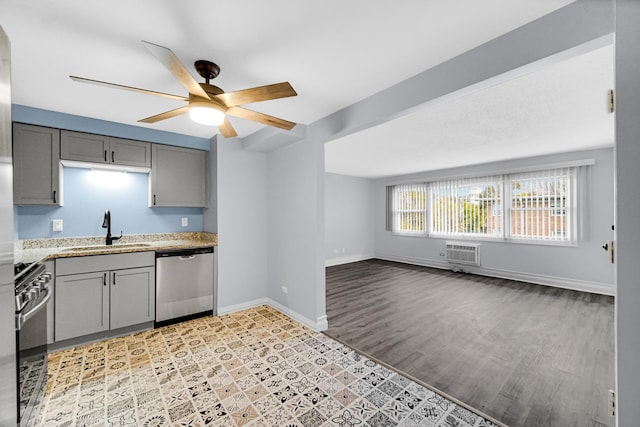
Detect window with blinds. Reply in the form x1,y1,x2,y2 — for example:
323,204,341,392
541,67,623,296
508,168,575,242
430,176,502,238
386,166,579,244
387,183,428,235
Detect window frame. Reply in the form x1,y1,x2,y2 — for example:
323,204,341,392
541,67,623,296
505,167,577,246
386,183,428,236
386,166,580,246
428,176,504,241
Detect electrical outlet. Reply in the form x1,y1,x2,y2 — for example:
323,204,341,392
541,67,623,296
608,389,615,416
281,286,288,294
181,217,188,227
52,219,63,232
440,252,445,256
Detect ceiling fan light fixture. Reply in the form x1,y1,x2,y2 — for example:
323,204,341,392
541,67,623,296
189,103,225,126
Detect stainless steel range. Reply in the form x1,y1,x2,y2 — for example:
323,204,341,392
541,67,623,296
14,262,51,426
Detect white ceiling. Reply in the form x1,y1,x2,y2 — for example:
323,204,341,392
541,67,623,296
325,43,615,178
1,0,575,143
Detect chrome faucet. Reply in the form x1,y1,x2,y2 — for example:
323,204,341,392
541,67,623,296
101,209,122,245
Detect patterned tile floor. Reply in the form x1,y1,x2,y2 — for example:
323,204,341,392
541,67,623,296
36,306,498,427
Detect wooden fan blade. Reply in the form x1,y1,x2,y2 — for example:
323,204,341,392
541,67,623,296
214,82,297,107
70,76,188,101
141,40,210,100
138,106,189,123
218,117,238,138
226,106,296,130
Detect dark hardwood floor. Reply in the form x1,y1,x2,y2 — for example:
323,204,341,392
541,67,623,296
325,259,615,427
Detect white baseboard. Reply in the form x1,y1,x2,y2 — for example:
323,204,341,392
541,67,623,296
325,253,375,267
376,253,615,296
266,298,328,332
217,298,328,332
217,298,270,316
376,254,450,270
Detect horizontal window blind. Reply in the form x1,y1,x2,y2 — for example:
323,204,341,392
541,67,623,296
430,176,502,237
388,183,427,234
509,167,574,242
386,166,579,244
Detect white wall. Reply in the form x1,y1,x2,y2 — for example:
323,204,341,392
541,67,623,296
267,138,327,330
214,136,268,311
374,148,615,294
325,173,375,266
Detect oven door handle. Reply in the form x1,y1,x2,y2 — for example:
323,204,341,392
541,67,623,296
16,284,52,331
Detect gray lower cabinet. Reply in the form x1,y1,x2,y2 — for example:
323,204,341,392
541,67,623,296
150,144,208,207
55,271,109,340
60,129,151,168
110,267,155,329
54,252,155,342
12,123,61,205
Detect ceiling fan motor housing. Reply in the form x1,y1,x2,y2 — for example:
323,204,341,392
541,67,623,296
194,60,220,84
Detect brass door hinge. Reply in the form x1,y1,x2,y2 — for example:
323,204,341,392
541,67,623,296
608,89,615,113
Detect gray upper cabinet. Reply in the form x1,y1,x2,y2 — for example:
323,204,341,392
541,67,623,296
13,123,61,205
110,137,151,167
150,144,208,207
60,130,151,168
60,130,109,163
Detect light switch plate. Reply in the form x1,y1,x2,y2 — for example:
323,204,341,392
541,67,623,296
181,217,188,227
52,219,63,232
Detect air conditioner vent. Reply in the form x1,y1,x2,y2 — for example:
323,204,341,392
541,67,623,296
446,242,480,266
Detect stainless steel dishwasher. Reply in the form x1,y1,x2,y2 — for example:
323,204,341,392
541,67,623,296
155,247,214,326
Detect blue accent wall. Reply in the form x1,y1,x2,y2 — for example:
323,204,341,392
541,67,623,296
17,167,202,239
13,105,209,239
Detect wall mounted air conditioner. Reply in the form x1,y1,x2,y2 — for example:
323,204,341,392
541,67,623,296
446,242,480,266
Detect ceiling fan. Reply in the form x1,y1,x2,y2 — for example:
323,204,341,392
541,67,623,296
70,41,298,138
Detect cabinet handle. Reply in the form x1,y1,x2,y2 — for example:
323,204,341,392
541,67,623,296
53,190,57,204
153,195,156,206
112,272,116,286
111,151,115,163
103,273,107,287
104,150,107,162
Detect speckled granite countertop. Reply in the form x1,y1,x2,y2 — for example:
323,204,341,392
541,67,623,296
15,232,217,264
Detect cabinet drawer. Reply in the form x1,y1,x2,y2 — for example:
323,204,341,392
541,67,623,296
56,251,155,275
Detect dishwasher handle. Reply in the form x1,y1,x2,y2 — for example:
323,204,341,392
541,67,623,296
156,246,214,258
179,255,196,261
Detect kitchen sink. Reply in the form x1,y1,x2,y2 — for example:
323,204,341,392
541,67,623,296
64,243,152,252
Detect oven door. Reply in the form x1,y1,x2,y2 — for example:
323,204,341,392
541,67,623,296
16,283,51,426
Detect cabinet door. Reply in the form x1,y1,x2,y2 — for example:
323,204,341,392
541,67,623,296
110,266,155,329
55,271,109,341
13,123,60,205
150,144,208,207
110,137,151,168
60,130,109,163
